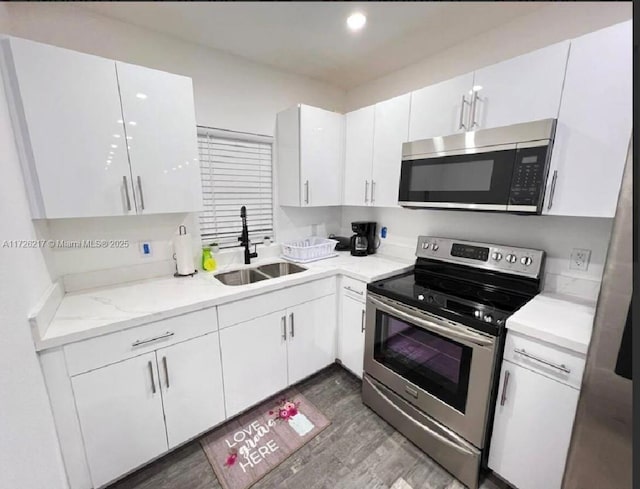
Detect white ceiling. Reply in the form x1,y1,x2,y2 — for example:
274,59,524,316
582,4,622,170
77,2,545,89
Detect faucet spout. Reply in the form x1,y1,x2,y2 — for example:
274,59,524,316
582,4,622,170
238,205,258,265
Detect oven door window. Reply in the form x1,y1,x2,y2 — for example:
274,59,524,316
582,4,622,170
373,310,472,413
398,149,516,206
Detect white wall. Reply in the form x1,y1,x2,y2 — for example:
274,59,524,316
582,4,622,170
345,2,632,110
0,69,67,489
1,3,344,283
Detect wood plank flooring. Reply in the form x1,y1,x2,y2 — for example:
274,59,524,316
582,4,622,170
108,365,506,489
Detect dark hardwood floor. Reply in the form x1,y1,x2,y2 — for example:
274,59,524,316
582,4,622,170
107,365,503,489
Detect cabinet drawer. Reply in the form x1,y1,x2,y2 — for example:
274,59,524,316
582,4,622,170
341,276,366,302
65,308,218,376
504,331,585,389
218,277,336,329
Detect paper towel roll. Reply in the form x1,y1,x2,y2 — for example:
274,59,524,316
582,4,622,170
173,230,195,276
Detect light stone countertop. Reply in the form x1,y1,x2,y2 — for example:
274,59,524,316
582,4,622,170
37,252,413,351
506,292,596,354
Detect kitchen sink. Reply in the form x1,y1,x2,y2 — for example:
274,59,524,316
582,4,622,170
257,262,307,278
214,268,270,286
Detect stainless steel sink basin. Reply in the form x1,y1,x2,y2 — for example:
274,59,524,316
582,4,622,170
214,268,270,286
257,262,307,278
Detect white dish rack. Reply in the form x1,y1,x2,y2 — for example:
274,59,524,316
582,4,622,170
281,237,339,263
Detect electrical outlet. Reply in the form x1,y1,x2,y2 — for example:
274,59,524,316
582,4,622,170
139,241,152,257
570,248,591,271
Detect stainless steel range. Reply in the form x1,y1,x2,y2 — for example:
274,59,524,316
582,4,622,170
362,236,544,489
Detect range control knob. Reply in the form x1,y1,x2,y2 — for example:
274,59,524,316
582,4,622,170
484,314,493,323
418,294,425,301
474,310,483,319
422,242,430,250
506,254,517,264
491,252,503,261
431,243,439,251
521,256,533,266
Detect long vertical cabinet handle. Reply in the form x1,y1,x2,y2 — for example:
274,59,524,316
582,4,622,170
281,315,287,341
162,356,170,389
304,180,310,205
123,176,132,211
547,170,558,210
499,370,510,406
137,176,145,210
361,309,366,333
364,180,369,203
371,181,376,203
289,313,295,338
148,361,156,395
458,95,469,130
469,91,481,129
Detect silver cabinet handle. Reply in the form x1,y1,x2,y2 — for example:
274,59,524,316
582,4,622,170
469,91,481,129
281,315,287,341
162,356,170,389
500,370,510,406
371,180,376,203
364,180,369,203
547,170,558,210
514,348,571,374
361,309,366,333
344,285,363,295
289,312,295,338
304,180,309,204
148,360,156,395
405,386,418,398
458,95,470,130
137,175,145,210
123,176,132,211
132,331,174,348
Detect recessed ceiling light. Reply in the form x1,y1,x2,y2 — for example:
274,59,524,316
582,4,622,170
136,93,147,99
347,12,366,31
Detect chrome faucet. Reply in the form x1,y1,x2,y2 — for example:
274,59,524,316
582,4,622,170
238,205,258,265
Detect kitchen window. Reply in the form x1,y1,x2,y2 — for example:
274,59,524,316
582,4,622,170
197,127,274,249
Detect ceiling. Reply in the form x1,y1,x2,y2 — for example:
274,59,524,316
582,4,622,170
77,2,545,89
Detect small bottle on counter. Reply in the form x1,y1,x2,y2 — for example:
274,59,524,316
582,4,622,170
264,236,272,246
202,246,217,271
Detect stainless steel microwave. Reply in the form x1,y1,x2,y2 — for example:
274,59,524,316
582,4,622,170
398,119,556,214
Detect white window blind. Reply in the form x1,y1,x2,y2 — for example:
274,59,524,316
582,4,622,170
198,127,274,248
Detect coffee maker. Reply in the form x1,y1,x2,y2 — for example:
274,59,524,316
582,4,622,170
350,221,377,256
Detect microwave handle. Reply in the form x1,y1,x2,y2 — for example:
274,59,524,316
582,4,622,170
547,170,558,210
368,296,493,347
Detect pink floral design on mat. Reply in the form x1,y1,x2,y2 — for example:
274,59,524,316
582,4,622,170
224,450,238,467
272,397,301,422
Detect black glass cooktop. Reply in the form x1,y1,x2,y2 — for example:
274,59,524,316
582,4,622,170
368,260,540,336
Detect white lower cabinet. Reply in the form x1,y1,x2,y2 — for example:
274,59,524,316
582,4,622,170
72,352,168,488
157,333,226,448
219,311,289,418
489,342,582,489
338,294,366,378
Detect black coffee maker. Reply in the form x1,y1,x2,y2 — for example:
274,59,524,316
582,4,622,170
350,221,377,256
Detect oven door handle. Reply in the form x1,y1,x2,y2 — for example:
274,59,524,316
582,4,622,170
368,297,493,347
364,376,476,456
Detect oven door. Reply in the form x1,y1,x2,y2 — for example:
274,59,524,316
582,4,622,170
364,293,498,447
398,146,517,211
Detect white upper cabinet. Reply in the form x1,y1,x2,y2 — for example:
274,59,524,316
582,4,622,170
409,72,474,141
543,21,632,218
276,104,344,207
371,94,410,207
2,37,134,218
343,106,375,206
1,37,202,218
116,62,202,214
471,41,569,130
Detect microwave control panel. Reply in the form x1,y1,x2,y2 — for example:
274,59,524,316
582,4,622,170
508,144,551,208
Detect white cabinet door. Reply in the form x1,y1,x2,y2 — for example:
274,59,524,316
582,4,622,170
488,361,579,489
409,72,474,141
287,295,337,385
72,352,167,488
338,295,366,378
4,37,134,218
299,105,344,206
116,61,202,214
371,94,411,207
219,311,288,417
157,333,226,448
472,41,569,130
343,106,375,206
543,21,632,218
